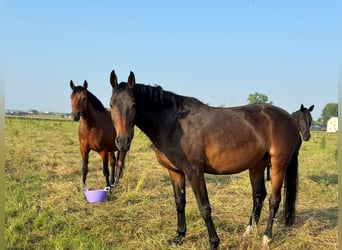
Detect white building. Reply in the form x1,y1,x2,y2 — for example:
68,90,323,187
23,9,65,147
327,117,338,133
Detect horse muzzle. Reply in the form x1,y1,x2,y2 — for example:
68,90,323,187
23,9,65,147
72,112,80,121
115,136,132,151
302,133,310,141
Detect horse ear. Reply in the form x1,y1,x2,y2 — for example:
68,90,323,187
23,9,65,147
309,105,314,112
70,80,75,90
83,80,88,90
128,71,136,89
110,70,118,89
300,104,305,111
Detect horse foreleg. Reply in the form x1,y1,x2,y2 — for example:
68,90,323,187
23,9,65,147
168,169,186,246
80,147,89,188
114,151,126,186
245,167,267,237
81,160,88,188
189,172,219,250
100,152,110,187
109,151,116,186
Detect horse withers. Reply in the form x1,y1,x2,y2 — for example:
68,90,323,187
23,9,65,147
109,70,301,250
70,80,126,188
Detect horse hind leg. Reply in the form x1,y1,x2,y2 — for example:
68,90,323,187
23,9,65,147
263,149,299,248
262,158,287,248
266,164,271,181
244,167,267,237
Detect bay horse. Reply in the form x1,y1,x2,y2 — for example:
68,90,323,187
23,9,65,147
266,104,314,180
70,80,126,187
109,70,301,249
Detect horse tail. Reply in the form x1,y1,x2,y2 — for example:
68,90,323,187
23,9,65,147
283,148,299,226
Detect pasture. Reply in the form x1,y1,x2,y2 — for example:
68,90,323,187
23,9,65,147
5,117,338,249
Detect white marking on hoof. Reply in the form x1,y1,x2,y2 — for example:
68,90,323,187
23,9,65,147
262,235,271,250
243,225,253,237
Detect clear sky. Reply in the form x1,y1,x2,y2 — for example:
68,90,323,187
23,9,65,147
3,0,338,120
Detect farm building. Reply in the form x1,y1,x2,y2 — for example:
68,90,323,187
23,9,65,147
327,116,338,132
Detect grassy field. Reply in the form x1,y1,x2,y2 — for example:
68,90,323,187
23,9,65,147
5,117,338,249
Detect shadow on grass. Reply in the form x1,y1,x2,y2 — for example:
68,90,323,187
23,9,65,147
205,175,242,185
159,172,237,186
295,206,338,229
308,174,338,185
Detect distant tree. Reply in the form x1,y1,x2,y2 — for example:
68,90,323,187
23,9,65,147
247,92,273,104
318,103,338,126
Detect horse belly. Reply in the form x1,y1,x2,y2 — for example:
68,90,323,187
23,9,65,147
203,140,266,175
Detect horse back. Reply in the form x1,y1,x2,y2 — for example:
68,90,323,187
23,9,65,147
175,103,300,174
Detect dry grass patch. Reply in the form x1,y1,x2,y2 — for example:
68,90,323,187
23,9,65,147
5,118,337,249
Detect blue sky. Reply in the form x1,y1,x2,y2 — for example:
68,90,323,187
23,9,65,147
3,1,338,120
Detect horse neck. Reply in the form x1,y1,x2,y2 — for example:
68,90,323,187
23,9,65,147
133,84,194,145
81,102,101,128
290,111,300,127
135,100,182,146
291,111,306,136
135,105,164,144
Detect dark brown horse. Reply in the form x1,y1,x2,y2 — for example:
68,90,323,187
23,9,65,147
70,80,126,187
291,104,314,141
266,104,314,180
109,71,301,249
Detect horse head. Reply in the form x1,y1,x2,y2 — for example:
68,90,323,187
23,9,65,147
69,80,88,121
296,104,314,141
109,70,136,151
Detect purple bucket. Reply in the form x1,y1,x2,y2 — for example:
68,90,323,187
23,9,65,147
83,187,111,203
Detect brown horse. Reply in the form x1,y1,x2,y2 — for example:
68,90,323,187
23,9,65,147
70,80,126,187
109,71,301,249
266,104,314,180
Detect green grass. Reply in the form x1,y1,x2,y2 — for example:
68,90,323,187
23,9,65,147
5,117,338,249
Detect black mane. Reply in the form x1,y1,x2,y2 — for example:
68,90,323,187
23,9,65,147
291,110,300,120
291,108,311,121
117,82,203,110
87,91,106,113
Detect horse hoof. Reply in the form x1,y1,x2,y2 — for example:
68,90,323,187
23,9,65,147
243,225,253,237
170,235,184,246
261,235,271,250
